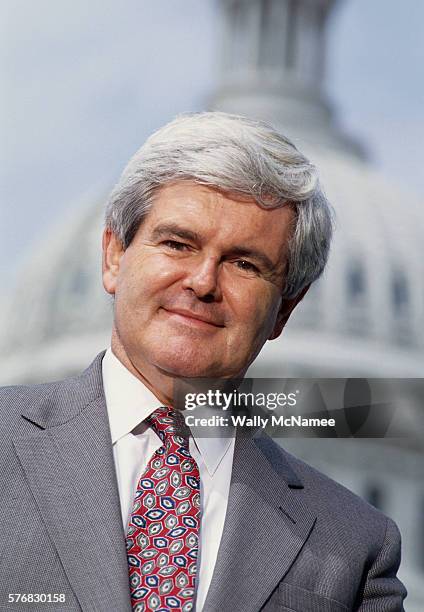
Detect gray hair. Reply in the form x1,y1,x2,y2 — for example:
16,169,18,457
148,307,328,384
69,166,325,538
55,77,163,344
105,111,333,299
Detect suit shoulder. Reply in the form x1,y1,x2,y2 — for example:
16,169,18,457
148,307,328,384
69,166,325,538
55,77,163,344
276,441,392,535
0,379,63,405
0,378,73,437
0,352,105,438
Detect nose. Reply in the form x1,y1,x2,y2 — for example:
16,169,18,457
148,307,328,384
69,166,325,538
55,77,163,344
182,256,222,302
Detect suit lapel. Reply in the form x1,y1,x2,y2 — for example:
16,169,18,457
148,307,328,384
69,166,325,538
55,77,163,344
203,430,317,612
13,354,132,612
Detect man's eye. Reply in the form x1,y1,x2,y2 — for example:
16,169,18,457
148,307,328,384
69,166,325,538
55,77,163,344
163,240,188,251
235,260,258,273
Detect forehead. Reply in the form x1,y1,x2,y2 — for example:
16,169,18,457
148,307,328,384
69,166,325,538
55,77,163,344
142,181,295,254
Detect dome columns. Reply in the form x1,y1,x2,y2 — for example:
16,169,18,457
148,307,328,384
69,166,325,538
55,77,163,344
212,0,363,155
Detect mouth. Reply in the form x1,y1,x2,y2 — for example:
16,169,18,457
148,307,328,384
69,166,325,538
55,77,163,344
161,308,224,329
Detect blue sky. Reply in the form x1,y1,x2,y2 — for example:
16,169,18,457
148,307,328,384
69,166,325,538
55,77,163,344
1,0,423,289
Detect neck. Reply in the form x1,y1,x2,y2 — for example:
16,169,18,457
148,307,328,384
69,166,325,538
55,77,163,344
110,326,175,406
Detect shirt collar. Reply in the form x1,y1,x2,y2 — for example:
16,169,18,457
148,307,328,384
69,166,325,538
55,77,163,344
101,348,232,476
102,348,163,444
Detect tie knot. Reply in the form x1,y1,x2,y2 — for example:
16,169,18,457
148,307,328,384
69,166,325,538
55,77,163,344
146,407,189,447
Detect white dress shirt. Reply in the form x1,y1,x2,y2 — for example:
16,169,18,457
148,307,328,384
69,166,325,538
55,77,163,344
102,348,235,611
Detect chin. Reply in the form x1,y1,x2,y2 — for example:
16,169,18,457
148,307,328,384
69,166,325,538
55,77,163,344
153,346,222,379
158,359,215,379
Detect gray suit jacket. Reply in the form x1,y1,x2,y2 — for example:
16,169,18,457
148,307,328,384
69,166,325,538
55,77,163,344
0,353,406,611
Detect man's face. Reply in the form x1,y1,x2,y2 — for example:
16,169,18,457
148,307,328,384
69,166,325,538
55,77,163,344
103,181,301,379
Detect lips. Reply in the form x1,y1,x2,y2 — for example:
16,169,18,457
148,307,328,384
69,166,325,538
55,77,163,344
162,307,224,328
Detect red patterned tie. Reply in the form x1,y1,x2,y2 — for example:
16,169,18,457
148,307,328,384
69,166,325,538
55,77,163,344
126,407,201,612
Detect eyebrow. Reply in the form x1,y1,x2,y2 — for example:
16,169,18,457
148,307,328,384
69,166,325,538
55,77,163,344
151,223,200,243
151,222,277,272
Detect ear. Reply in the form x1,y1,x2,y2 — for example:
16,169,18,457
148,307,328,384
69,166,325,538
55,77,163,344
102,228,125,295
268,284,311,340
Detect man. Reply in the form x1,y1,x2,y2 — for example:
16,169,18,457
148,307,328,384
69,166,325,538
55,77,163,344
0,113,406,611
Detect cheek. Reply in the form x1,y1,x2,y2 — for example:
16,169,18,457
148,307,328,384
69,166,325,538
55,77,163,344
225,280,280,335
118,254,180,299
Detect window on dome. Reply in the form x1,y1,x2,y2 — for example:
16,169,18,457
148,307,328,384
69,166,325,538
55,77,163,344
391,271,409,316
347,260,366,302
345,259,368,335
